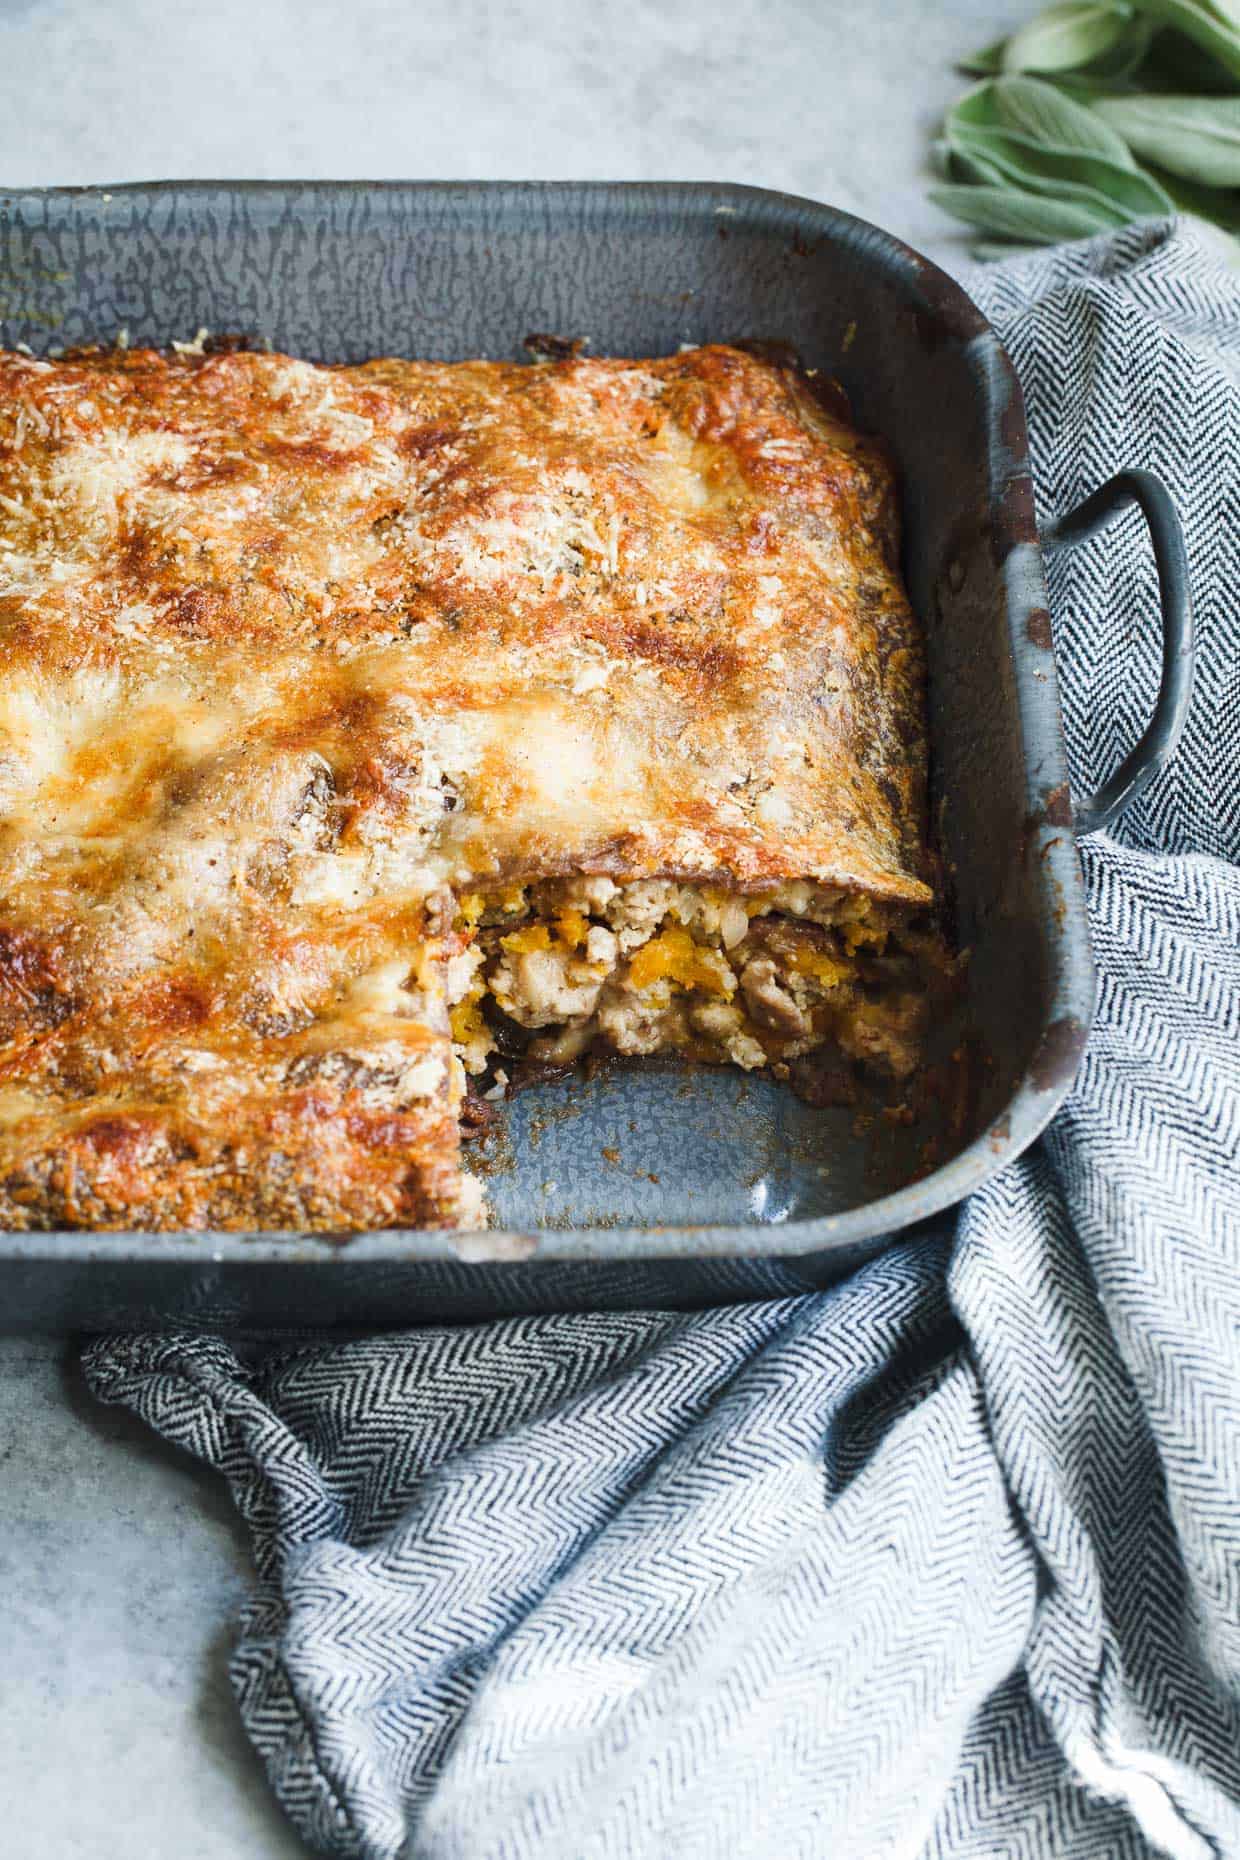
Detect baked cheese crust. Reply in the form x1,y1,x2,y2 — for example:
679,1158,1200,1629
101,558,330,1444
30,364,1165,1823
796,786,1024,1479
0,341,933,1231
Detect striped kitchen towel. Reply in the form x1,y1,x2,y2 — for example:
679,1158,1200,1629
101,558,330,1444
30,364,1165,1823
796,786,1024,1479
84,218,1240,1860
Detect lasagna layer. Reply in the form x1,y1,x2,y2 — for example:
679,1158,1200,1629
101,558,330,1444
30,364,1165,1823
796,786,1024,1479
450,878,939,1083
0,340,937,1230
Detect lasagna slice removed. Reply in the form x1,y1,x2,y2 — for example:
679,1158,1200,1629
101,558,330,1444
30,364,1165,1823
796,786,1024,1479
0,339,943,1231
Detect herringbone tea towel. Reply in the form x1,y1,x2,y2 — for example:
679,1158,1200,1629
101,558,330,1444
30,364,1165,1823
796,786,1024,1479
83,219,1240,1860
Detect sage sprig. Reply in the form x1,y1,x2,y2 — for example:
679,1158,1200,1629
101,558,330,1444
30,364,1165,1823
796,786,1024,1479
932,75,1175,242
938,0,1240,255
1092,90,1240,180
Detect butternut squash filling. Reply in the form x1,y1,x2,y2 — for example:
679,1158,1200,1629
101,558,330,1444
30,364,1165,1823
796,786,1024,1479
447,876,942,1091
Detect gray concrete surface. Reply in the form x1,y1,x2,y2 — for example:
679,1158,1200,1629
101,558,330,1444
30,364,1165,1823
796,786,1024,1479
0,0,1031,1852
3,1336,308,1857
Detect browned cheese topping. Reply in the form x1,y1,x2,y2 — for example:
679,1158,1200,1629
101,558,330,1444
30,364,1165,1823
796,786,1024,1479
0,342,935,1230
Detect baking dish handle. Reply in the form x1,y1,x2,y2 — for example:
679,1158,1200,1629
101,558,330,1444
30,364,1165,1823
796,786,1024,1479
1044,468,1195,838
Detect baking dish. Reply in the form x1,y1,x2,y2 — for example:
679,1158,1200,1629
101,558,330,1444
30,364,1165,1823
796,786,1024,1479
0,181,1193,1331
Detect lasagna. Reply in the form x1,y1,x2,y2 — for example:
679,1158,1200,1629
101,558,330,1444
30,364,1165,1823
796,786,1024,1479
0,339,944,1232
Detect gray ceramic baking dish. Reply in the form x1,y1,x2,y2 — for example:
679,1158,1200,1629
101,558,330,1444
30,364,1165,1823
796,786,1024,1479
0,181,1193,1332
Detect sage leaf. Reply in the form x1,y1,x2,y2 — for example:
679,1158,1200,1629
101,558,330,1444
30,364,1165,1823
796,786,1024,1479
1131,0,1240,79
947,119,1170,217
986,73,1140,159
1002,1,1135,73
949,78,1109,146
943,146,1131,221
928,182,1123,240
1092,90,1240,180
1061,13,1157,83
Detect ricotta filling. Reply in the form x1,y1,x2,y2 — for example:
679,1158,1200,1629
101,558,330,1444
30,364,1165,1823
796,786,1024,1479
446,876,934,1087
